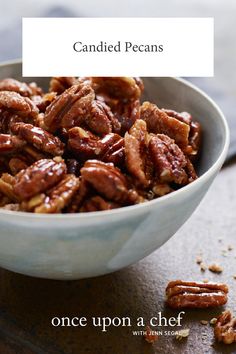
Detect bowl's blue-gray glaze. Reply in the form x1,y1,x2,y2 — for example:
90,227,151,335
0,61,229,279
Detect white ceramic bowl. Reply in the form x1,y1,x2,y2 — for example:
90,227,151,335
0,61,229,279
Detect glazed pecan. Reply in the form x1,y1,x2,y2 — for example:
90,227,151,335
113,99,140,134
9,157,29,175
34,174,80,213
0,91,39,121
81,195,120,212
32,92,57,112
149,134,188,184
166,280,228,309
44,83,95,132
14,158,67,200
11,122,64,156
0,78,33,97
68,127,104,160
49,77,78,94
0,134,26,154
22,145,47,163
188,121,202,158
162,108,201,158
0,173,18,202
124,119,150,187
162,109,192,125
68,127,124,165
81,160,129,203
0,110,21,134
85,100,120,136
141,102,190,149
214,310,236,344
91,77,143,101
100,133,124,165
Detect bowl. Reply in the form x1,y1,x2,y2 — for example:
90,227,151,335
0,61,229,280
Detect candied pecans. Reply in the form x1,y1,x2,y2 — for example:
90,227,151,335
0,76,201,213
214,310,236,344
166,280,228,309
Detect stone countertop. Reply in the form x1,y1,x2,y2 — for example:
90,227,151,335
0,162,235,354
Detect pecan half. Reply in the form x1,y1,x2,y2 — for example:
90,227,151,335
68,127,124,165
85,100,120,136
0,78,33,97
11,122,64,156
49,77,78,94
141,102,190,149
44,83,95,132
0,134,26,154
0,91,39,120
162,109,192,125
34,174,80,213
0,110,21,134
81,160,129,203
91,77,143,101
166,280,228,309
214,310,236,344
149,134,188,184
14,158,67,200
162,108,201,158
0,173,18,202
124,119,151,187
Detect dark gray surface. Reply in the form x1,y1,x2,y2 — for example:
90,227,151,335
0,164,235,354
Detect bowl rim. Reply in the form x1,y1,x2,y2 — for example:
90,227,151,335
0,61,230,220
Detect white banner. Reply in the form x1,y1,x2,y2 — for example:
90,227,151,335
22,18,214,77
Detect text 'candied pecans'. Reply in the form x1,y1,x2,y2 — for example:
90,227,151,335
0,77,201,213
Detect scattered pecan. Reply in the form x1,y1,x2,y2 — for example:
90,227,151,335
141,102,190,149
144,326,158,344
44,83,95,132
214,310,236,344
14,158,67,200
166,280,228,308
208,263,223,273
0,91,39,121
11,122,64,156
81,160,129,203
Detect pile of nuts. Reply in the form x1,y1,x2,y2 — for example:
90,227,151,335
0,77,201,213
